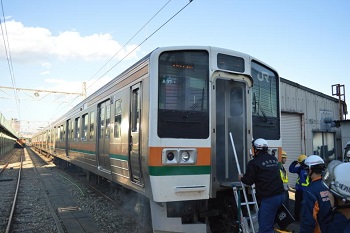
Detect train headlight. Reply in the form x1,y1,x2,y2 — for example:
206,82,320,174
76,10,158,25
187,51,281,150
179,149,196,164
181,151,190,162
162,148,197,165
167,152,175,161
162,149,178,164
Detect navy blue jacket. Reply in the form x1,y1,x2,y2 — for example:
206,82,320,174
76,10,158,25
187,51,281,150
324,211,350,233
299,177,332,233
241,151,284,200
289,161,309,191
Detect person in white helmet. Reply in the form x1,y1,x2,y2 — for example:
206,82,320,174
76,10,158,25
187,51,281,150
238,138,285,233
322,160,350,232
344,141,350,162
299,155,331,233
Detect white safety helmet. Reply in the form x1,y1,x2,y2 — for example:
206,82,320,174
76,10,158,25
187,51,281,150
323,160,350,202
304,155,326,173
252,138,268,151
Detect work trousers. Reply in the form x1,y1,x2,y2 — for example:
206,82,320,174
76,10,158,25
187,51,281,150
258,193,285,233
294,189,303,221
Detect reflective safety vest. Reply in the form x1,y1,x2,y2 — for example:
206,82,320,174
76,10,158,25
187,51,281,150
280,166,288,183
296,176,310,187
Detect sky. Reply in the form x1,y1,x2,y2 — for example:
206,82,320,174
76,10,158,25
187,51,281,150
1,0,349,135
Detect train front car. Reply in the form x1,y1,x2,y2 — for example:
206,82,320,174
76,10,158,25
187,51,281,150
147,47,280,232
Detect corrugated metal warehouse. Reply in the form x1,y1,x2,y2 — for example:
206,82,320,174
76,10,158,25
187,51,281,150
280,78,345,188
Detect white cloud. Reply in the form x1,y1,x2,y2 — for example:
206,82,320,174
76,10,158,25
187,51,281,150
41,62,52,68
40,71,50,75
0,20,139,63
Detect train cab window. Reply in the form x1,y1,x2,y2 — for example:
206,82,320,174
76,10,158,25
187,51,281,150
74,117,80,140
82,113,88,141
251,61,280,140
90,112,95,140
114,99,122,138
217,53,245,72
158,50,209,138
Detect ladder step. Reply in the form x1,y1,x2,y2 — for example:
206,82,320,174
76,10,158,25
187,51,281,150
241,202,257,205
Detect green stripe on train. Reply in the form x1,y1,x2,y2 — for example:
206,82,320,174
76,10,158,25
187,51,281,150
110,154,128,160
149,166,211,176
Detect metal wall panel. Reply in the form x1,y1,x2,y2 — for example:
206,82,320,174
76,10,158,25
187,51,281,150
280,79,341,157
281,113,303,189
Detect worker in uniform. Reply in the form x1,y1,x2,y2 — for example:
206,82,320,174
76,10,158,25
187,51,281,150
238,138,285,233
280,150,290,210
289,154,309,221
299,155,330,233
344,141,350,162
322,160,350,232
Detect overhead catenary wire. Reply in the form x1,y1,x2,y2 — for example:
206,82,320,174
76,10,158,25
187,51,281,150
49,0,194,121
86,0,173,90
49,0,174,106
0,0,21,120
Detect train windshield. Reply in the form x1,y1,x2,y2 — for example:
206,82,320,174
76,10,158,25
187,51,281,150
158,50,209,139
251,61,280,140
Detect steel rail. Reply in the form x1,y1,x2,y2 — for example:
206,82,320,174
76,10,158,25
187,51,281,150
5,150,23,233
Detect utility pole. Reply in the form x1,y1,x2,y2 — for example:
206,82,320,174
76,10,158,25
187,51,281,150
332,84,347,120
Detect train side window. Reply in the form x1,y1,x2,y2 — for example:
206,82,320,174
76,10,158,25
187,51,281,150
106,105,111,139
60,125,64,141
114,99,122,138
131,89,140,132
56,127,60,141
74,117,80,141
82,113,88,141
90,112,95,140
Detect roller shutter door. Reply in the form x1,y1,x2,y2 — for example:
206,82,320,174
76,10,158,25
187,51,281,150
281,113,303,189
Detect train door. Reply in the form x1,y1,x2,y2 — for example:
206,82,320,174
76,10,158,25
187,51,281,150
65,119,71,156
215,77,247,183
129,84,143,185
97,99,112,173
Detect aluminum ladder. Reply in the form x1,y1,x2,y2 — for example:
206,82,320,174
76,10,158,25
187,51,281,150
229,132,259,233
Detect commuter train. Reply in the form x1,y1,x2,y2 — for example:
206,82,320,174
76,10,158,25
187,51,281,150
32,46,282,233
0,131,18,155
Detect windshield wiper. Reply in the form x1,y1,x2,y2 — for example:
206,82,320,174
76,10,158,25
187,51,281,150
183,98,203,118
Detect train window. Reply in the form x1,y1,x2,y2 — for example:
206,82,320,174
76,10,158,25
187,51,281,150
100,106,105,138
106,105,111,139
56,127,60,141
217,53,245,72
158,50,209,138
60,125,64,141
74,117,80,140
131,89,140,132
82,113,88,141
251,61,280,140
68,119,73,141
90,112,95,140
114,99,122,138
230,87,243,116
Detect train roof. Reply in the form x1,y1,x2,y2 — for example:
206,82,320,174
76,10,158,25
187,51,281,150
35,46,278,134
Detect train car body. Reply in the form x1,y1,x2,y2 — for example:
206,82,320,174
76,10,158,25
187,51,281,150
0,112,18,155
32,46,281,232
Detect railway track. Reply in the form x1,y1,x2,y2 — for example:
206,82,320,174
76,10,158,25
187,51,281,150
0,148,151,233
0,148,65,233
